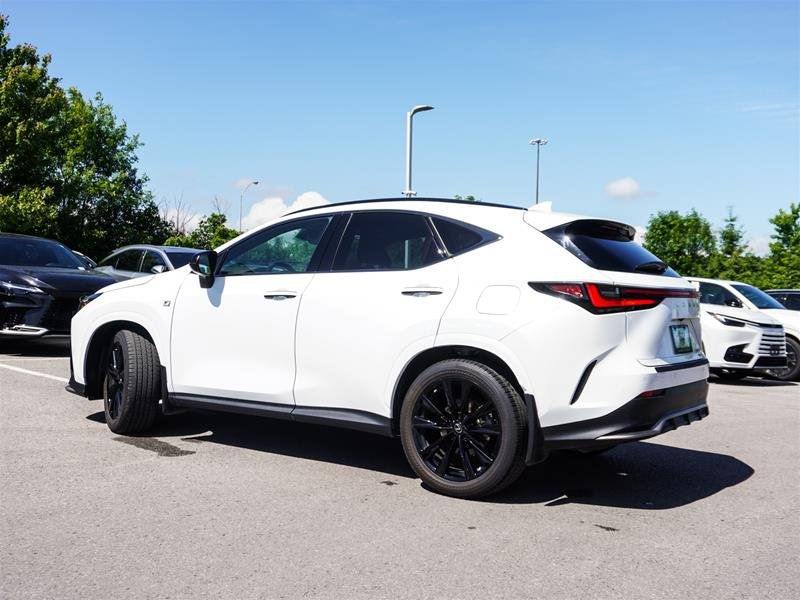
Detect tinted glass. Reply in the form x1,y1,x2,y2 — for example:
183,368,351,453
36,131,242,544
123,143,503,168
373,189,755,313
732,284,784,310
333,212,442,271
219,216,331,275
545,220,679,277
165,251,195,269
0,237,85,269
140,250,166,273
784,295,800,310
116,250,143,271
698,282,740,306
432,217,484,254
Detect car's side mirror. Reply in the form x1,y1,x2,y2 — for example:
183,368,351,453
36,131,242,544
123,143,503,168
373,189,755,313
150,264,166,274
189,251,218,289
726,298,742,308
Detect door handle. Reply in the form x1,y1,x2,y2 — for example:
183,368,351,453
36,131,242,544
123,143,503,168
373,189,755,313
264,292,297,301
401,287,444,297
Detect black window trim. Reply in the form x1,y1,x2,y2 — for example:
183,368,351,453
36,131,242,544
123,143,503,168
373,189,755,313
214,214,338,277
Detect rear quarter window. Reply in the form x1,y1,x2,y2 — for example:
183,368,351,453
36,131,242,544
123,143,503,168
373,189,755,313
544,220,680,277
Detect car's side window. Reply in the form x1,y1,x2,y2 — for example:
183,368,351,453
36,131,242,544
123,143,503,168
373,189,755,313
97,254,116,268
332,212,442,271
431,217,488,255
784,295,800,310
115,250,143,272
218,216,333,276
140,250,166,273
699,282,739,306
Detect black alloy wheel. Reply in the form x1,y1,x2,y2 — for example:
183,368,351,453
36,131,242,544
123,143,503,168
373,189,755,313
104,342,125,421
400,359,528,499
411,377,501,482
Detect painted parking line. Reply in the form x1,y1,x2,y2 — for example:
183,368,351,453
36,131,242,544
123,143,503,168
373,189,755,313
0,356,71,361
0,363,69,383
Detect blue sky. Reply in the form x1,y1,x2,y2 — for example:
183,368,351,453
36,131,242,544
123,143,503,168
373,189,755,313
6,1,799,249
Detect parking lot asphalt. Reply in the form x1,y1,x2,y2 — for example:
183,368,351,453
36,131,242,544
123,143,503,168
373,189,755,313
1,339,798,600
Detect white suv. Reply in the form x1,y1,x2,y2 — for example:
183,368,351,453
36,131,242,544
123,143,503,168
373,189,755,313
686,278,794,381
69,198,710,498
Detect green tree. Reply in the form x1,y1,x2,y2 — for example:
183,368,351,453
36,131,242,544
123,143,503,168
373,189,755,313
763,202,800,288
710,207,763,283
0,15,170,259
164,212,239,250
454,194,479,202
643,209,717,276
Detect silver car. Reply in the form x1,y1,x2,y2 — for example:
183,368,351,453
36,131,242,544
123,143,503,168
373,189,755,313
95,245,202,282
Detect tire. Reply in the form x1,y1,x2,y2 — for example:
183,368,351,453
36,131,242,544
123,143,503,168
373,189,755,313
399,359,527,499
103,329,161,434
766,337,800,382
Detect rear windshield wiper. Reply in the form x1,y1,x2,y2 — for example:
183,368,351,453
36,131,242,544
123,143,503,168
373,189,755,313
634,260,668,274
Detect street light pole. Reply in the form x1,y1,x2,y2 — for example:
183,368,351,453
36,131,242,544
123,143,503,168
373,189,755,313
529,138,548,204
239,180,259,232
403,105,434,197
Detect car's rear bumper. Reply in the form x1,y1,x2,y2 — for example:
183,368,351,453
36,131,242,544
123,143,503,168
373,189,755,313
541,378,709,450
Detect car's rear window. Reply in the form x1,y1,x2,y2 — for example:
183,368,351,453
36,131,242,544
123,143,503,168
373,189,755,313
166,251,196,269
544,220,679,277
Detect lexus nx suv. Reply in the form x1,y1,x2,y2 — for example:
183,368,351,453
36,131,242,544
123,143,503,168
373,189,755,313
1,233,113,338
68,198,710,498
686,278,795,381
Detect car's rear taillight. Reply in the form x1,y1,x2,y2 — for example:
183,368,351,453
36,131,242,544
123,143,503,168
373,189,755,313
529,282,698,314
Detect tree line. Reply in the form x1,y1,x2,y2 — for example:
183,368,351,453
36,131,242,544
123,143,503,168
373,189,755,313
643,205,799,289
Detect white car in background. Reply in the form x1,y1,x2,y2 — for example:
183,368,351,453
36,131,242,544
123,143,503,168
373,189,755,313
69,198,710,498
686,278,792,380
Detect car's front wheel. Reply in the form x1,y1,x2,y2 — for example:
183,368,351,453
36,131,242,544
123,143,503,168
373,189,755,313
103,329,161,434
399,359,527,498
765,337,800,382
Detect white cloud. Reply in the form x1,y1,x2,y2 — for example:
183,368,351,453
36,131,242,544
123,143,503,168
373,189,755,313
604,176,642,199
241,192,330,231
748,235,771,257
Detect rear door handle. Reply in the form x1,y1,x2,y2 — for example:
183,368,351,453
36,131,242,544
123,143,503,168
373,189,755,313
401,287,444,297
264,291,297,301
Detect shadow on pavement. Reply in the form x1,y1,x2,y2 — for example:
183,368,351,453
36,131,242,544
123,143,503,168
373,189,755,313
0,337,70,357
87,408,754,508
710,376,797,387
495,442,753,508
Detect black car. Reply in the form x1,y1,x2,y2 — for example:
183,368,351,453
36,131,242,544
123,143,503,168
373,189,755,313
766,289,800,311
0,233,114,338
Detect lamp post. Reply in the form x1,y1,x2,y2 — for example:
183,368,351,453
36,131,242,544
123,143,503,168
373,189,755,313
403,105,434,197
239,180,259,232
529,138,548,204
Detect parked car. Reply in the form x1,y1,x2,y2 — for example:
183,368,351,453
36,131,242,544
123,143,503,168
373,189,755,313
685,277,794,380
766,289,800,311
72,251,97,270
0,233,113,338
69,198,710,498
94,245,203,282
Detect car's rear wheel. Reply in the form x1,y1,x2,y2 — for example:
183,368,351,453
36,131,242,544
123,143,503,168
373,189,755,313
103,329,161,434
399,359,527,499
765,337,800,381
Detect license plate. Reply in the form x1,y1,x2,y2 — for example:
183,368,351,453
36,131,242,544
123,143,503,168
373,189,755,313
670,324,693,354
